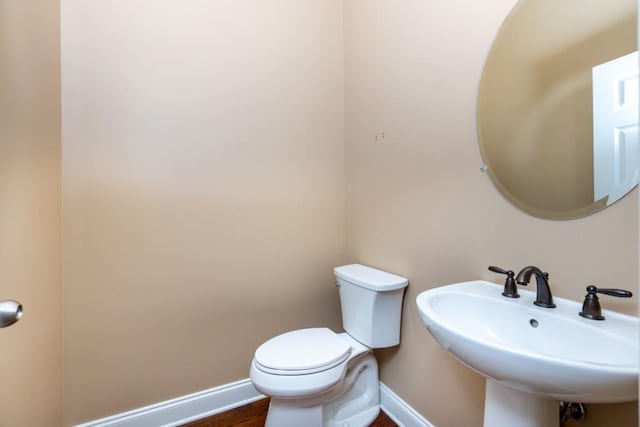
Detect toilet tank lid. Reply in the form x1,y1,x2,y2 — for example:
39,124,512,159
334,264,408,291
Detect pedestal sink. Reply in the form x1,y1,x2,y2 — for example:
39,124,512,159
416,281,639,427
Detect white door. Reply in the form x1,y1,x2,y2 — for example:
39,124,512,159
592,51,639,205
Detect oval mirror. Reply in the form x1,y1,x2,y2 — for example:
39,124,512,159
477,0,638,219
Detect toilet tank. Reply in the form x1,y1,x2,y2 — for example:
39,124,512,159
334,264,408,348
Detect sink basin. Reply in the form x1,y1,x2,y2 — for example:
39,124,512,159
416,281,639,426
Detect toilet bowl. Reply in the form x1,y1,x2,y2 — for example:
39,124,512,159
251,329,380,426
249,264,408,427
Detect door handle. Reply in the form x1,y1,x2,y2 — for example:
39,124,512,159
0,300,23,328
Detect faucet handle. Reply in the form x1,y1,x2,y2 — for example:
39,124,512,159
488,266,519,298
579,285,633,321
488,266,510,275
590,286,632,298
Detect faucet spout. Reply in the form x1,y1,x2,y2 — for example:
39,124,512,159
515,266,556,308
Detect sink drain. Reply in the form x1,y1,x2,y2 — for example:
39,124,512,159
529,319,539,328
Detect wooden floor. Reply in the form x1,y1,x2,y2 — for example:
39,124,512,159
181,398,398,427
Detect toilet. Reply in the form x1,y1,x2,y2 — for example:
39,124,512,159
249,264,408,427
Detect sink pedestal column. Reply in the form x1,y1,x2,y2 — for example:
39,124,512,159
484,380,558,427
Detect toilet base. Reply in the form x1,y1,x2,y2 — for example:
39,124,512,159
264,353,380,427
265,400,323,427
326,405,379,427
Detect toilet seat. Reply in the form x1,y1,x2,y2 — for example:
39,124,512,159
250,328,360,399
254,328,351,375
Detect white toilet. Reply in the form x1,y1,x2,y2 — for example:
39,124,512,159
250,264,408,427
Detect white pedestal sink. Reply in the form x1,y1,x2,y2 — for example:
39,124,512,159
416,281,639,427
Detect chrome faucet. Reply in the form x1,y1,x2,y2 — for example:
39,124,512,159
515,266,556,308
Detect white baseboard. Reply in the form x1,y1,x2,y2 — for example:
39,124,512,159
380,382,434,427
75,379,433,427
74,379,264,427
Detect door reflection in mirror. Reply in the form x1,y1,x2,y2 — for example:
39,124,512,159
593,51,639,206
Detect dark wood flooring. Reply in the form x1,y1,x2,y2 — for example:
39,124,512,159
181,398,398,427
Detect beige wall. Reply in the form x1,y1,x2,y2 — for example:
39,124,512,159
344,0,638,426
32,0,638,425
61,0,345,424
0,1,62,426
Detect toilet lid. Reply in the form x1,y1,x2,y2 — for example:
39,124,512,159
254,328,351,373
